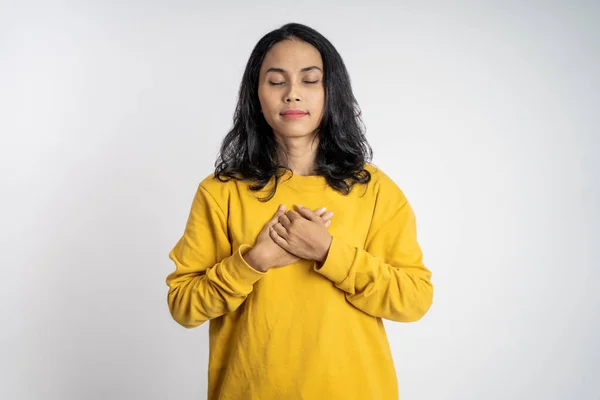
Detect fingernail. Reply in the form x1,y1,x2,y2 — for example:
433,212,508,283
296,204,304,209
317,207,326,213
279,205,285,211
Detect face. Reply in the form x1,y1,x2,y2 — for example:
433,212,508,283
258,39,325,140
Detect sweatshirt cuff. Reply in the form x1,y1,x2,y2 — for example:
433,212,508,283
219,244,267,287
313,236,355,284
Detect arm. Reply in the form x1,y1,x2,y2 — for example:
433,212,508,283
314,186,433,322
166,184,266,328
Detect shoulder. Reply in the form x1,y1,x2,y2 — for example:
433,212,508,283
193,171,238,212
199,171,225,192
363,162,408,204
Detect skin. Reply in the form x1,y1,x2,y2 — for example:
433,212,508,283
245,205,332,272
244,38,334,272
271,205,333,264
258,38,325,176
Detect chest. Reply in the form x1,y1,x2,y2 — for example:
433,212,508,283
227,185,374,251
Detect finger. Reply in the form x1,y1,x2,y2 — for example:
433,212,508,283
320,211,334,221
278,214,292,229
313,207,327,216
324,220,331,228
269,205,286,226
295,205,321,223
272,222,289,240
286,210,302,222
270,227,290,250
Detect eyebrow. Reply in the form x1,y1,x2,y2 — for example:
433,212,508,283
265,66,323,74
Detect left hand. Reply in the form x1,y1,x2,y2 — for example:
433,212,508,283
270,205,333,263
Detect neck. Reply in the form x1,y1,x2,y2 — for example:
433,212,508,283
275,132,319,176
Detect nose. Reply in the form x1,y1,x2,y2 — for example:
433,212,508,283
284,82,301,103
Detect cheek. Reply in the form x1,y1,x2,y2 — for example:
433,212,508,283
257,88,267,110
313,95,325,122
313,86,325,103
312,91,325,113
258,90,278,114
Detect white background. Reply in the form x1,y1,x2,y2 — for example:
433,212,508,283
1,1,598,399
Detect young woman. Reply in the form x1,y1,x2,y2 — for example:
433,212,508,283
166,22,434,400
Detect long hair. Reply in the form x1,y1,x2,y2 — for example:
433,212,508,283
214,22,373,201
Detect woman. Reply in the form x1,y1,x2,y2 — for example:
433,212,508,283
166,22,433,400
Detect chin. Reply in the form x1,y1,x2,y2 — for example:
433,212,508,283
275,129,318,138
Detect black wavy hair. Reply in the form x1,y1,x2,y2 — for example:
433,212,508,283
214,22,373,201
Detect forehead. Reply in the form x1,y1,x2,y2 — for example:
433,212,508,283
260,39,323,72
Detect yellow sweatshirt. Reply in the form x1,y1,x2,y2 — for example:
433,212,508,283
166,163,433,400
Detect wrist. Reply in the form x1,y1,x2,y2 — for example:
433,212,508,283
318,236,333,263
244,245,271,272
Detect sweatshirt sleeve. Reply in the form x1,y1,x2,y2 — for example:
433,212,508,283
166,182,266,328
313,176,433,322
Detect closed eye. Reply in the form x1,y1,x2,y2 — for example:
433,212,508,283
268,80,320,86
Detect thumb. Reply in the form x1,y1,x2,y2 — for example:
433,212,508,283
269,204,286,224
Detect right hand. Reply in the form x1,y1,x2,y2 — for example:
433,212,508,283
246,205,333,272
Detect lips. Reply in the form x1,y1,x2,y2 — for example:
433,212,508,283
281,109,308,116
